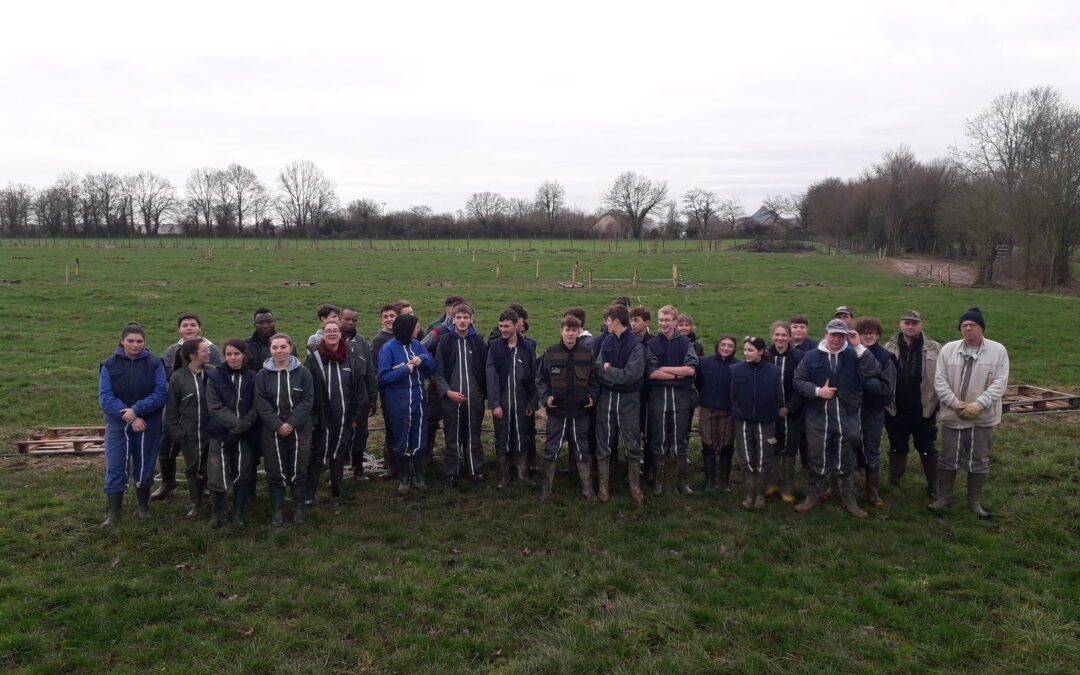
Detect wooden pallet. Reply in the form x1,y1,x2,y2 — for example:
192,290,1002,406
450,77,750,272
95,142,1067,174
33,425,106,440
18,437,105,455
1002,385,1080,415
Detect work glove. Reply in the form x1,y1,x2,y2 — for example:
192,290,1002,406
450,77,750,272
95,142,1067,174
957,401,983,420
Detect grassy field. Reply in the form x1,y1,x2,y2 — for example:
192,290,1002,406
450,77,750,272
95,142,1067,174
0,239,1077,673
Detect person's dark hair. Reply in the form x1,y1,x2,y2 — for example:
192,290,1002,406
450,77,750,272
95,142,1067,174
604,304,630,328
507,303,528,320
855,316,884,336
119,323,145,345
223,338,248,354
564,307,586,324
317,303,340,320
498,309,519,324
613,295,632,306
743,335,771,363
445,295,466,307
379,303,397,316
253,307,273,320
392,300,411,314
561,315,582,330
177,312,201,327
451,302,474,318
341,306,358,315
630,307,651,322
789,314,809,327
715,333,737,355
270,333,294,347
174,338,205,371
676,312,694,326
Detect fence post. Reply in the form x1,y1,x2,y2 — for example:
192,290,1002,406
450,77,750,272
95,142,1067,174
633,270,638,288
588,268,593,288
536,258,540,278
672,264,678,287
496,260,501,279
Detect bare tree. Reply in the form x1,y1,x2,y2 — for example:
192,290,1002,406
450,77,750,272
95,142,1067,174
185,167,217,233
465,191,509,227
128,171,177,235
534,179,565,222
0,183,36,236
34,186,65,236
81,172,125,236
718,197,745,235
223,163,263,235
602,171,668,238
409,204,433,220
276,160,339,236
682,188,721,237
54,172,81,236
661,199,682,238
345,197,383,233
211,169,235,234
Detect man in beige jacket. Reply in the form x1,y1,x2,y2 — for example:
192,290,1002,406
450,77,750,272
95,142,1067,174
931,307,1009,518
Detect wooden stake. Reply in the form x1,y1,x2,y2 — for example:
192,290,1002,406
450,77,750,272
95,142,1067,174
672,263,678,287
75,258,80,275
588,268,593,288
496,260,501,278
472,250,476,262
633,270,638,288
571,264,577,284
536,258,540,278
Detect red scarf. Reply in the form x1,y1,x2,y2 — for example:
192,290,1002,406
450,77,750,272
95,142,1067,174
318,339,348,363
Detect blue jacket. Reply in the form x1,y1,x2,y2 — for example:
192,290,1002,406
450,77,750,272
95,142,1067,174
863,343,898,412
646,332,698,390
99,347,167,425
596,329,645,393
768,344,805,414
486,335,537,410
378,339,436,394
730,360,785,423
697,354,737,410
433,326,487,399
794,343,882,415
205,364,257,442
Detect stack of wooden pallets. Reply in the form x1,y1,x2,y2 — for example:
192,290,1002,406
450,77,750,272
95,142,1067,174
18,426,106,455
1002,385,1080,415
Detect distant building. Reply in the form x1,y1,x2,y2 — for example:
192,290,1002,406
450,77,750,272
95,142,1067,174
590,213,632,238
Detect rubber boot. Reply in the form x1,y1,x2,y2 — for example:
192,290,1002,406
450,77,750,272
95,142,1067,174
795,474,821,513
919,452,939,500
232,488,247,526
840,474,868,519
718,447,734,493
397,455,411,495
185,478,204,519
674,457,693,496
151,456,177,500
780,456,796,504
515,452,536,486
292,485,307,524
866,466,885,508
888,451,907,486
627,462,645,506
380,445,398,480
411,456,427,492
539,459,556,502
928,468,956,511
576,460,597,501
967,472,991,519
741,473,756,509
268,483,286,527
330,456,354,501
764,462,782,499
305,465,323,506
100,493,123,528
753,472,768,509
135,486,151,519
652,459,665,497
642,448,656,486
819,475,839,503
497,454,511,490
702,447,717,493
597,457,611,503
208,491,225,529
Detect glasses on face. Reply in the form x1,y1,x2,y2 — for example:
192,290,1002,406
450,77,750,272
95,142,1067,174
323,329,341,335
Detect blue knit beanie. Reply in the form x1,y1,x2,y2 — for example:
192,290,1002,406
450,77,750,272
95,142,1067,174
958,307,985,331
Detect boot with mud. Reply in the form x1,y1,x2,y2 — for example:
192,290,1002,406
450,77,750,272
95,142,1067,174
702,446,717,493
396,456,411,496
305,465,323,506
497,454,511,490
232,488,247,526
268,483,286,527
539,459,556,502
411,456,427,492
928,467,956,511
135,485,151,520
627,462,645,507
150,459,177,501
379,445,398,481
753,472,768,509
764,462,782,499
717,446,734,493
780,455,796,504
100,493,123,528
652,459,665,497
676,457,693,496
576,460,597,501
888,451,907,487
866,465,885,508
919,452,939,500
741,473,756,509
597,457,611,503
966,472,991,519
330,456,354,501
819,475,839,503
840,474,868,519
795,474,821,513
185,478,204,519
208,491,225,529
515,452,535,487
292,485,307,524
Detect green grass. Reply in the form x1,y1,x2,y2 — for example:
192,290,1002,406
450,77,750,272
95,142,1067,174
0,239,1077,673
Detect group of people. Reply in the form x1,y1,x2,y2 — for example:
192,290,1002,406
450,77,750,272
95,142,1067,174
98,296,1010,528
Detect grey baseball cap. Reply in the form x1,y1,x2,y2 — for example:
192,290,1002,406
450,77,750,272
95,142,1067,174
834,306,854,317
826,319,850,334
900,309,923,322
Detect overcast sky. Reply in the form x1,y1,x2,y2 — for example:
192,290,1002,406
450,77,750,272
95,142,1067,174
3,1,1079,216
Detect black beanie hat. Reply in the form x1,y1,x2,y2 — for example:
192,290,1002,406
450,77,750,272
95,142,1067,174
958,307,985,331
393,314,419,344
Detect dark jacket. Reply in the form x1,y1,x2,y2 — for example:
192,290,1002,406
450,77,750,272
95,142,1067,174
646,332,699,390
595,329,646,393
768,344,805,414
697,354,737,411
254,356,315,432
863,343,898,412
244,333,295,373
343,330,379,408
794,343,882,415
162,338,222,380
433,326,487,399
99,347,168,425
205,364,258,442
165,365,214,445
305,348,369,430
537,340,599,416
486,336,538,411
730,360,785,423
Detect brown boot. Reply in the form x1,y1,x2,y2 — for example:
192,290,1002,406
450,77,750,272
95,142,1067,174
866,466,884,508
539,459,556,502
597,457,610,503
967,472,990,519
795,474,821,513
840,474,868,519
676,457,693,496
819,475,839,503
576,460,597,501
627,462,645,507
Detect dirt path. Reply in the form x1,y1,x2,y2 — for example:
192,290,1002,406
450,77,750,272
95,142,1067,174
888,257,978,287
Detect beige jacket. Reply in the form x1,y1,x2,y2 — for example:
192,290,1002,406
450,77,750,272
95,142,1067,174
884,331,941,418
934,337,1010,429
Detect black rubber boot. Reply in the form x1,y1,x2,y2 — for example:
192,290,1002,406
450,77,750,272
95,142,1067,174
185,478,204,519
292,485,307,524
539,459,556,502
380,445,398,480
840,474,869,519
702,446,717,493
576,460,597,501
866,466,884,508
515,452,536,487
642,448,656,486
596,457,611,503
397,455,411,495
888,451,907,487
718,446,734,493
232,488,247,526
928,468,956,511
967,472,991,519
411,455,427,492
135,486,151,519
676,457,693,496
100,493,123,528
497,454,511,490
330,456,354,501
753,472,767,509
795,474,821,513
305,465,323,506
741,473,756,509
269,484,286,527
208,491,225,529
652,459,665,497
919,452,939,500
780,455,796,504
151,456,177,500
